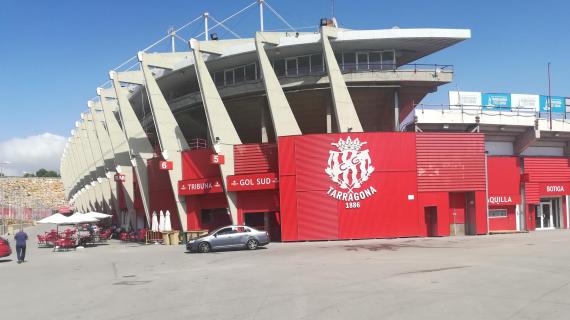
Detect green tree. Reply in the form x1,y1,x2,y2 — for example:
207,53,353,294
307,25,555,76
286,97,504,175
35,168,60,177
23,172,35,177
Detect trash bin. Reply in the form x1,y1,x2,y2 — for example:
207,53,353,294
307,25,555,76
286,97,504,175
169,231,180,245
162,232,170,245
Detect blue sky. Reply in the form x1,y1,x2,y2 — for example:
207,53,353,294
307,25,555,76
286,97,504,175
0,0,569,174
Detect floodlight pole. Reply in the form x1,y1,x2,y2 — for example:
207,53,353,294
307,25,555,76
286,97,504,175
259,0,264,31
169,27,176,52
548,62,552,130
204,12,209,41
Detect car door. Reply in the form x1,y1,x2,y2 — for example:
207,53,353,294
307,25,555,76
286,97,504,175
210,227,233,249
230,226,250,247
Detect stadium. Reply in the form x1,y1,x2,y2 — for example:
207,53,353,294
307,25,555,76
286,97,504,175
60,2,570,241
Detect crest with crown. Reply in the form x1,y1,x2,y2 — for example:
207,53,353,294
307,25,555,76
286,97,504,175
331,136,367,152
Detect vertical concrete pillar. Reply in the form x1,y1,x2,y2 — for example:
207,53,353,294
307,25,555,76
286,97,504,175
326,102,332,133
138,52,192,231
255,32,302,136
321,26,363,133
97,87,138,228
89,101,119,215
85,113,109,212
109,72,154,228
191,38,242,224
73,126,95,211
394,89,400,132
79,120,103,211
260,102,268,143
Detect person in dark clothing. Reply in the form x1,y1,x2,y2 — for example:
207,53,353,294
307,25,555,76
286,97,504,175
14,229,28,264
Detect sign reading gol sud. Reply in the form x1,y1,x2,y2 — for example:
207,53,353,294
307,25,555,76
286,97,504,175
227,173,278,192
178,178,224,195
540,183,570,196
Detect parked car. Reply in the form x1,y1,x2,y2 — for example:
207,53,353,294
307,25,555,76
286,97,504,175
186,225,270,253
0,237,12,258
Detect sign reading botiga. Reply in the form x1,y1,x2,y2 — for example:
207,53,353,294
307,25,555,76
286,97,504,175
325,137,377,208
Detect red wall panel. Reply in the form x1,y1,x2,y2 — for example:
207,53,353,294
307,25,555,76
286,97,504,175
279,132,419,241
488,156,521,197
234,143,278,175
449,193,466,224
416,133,486,192
277,137,296,176
525,183,540,204
147,157,180,230
338,171,419,239
524,157,570,204
182,149,219,180
489,205,517,231
417,192,450,236
278,175,297,241
474,191,488,235
524,157,570,182
297,191,338,240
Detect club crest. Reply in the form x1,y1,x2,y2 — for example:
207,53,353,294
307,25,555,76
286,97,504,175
325,137,377,207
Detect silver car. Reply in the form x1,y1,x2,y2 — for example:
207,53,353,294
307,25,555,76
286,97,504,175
186,225,270,253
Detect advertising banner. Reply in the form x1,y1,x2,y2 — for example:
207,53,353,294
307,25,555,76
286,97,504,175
482,93,511,110
539,95,565,113
449,91,481,108
511,94,539,111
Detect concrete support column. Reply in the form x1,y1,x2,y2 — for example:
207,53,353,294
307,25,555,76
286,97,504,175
254,32,302,137
109,72,154,228
98,87,138,228
394,89,400,132
85,113,108,212
138,52,192,231
191,38,242,224
75,125,96,211
89,101,119,215
321,26,363,133
260,102,268,143
326,101,332,133
79,120,103,211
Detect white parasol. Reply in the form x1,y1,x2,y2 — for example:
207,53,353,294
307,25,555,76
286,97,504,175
37,213,69,225
67,212,99,224
164,210,172,232
151,211,159,232
158,210,165,232
85,212,113,219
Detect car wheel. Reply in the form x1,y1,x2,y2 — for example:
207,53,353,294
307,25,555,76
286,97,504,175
198,242,211,253
246,238,259,250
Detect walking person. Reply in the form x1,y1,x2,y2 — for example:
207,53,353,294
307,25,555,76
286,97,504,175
14,229,28,264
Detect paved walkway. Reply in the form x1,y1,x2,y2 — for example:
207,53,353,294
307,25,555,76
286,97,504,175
2,225,570,320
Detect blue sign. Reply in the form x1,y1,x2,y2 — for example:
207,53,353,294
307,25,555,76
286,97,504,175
482,93,511,110
540,95,565,113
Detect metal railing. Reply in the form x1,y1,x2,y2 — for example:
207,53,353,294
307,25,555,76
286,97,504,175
340,63,453,74
415,103,570,122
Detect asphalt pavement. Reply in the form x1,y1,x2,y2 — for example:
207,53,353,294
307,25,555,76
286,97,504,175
2,225,570,320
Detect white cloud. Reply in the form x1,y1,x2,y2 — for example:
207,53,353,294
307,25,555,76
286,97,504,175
0,133,66,176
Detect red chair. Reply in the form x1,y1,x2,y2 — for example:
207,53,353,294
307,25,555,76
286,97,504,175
37,235,47,247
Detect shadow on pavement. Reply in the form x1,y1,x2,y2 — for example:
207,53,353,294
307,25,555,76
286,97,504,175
0,259,13,263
